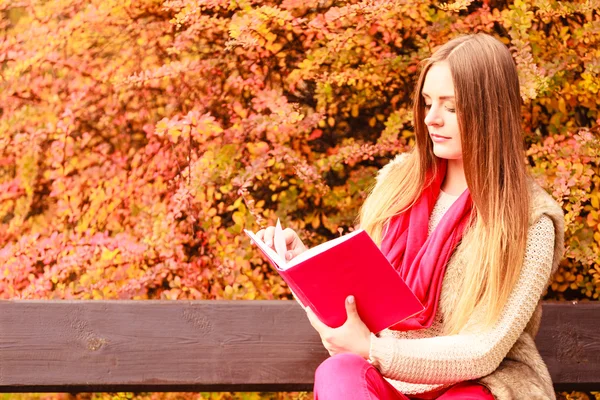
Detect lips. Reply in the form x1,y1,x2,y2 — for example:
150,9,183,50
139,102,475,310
430,133,452,144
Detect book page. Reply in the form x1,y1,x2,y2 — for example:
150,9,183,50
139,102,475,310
246,224,366,271
244,229,285,268
285,228,364,269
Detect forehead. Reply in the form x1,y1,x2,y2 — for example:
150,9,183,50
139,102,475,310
422,62,455,97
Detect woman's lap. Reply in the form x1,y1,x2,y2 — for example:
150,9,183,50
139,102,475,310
314,354,494,400
314,353,409,399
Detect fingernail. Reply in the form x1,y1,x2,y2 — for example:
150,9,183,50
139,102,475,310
347,295,354,304
286,252,292,260
266,240,272,246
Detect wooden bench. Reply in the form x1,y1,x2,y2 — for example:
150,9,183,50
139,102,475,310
0,300,598,393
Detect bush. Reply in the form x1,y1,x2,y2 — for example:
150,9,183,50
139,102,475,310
1,0,599,398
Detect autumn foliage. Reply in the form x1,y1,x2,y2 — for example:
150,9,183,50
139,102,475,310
1,0,600,301
0,2,600,399
1,0,600,399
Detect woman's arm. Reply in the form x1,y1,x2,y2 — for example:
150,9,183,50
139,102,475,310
369,215,555,385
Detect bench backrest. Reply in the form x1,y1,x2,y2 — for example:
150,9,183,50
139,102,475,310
0,301,598,393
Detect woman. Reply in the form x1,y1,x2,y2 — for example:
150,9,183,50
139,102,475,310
256,33,564,400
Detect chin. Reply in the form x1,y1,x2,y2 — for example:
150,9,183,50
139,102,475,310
432,147,462,160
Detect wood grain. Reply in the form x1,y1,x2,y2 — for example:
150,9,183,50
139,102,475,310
0,300,598,393
537,302,600,391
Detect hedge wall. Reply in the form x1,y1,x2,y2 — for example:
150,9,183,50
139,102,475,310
1,0,599,398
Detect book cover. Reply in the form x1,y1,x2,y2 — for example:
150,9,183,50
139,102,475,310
245,223,424,333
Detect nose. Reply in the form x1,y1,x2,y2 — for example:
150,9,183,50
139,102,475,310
424,105,443,127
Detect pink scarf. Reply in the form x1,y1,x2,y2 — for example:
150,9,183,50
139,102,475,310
380,161,473,331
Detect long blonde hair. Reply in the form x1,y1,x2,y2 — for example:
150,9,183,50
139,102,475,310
359,33,530,334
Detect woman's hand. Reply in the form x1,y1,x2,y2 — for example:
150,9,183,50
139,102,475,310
306,295,371,359
255,225,307,261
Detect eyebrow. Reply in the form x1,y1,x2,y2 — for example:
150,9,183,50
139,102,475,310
422,93,455,100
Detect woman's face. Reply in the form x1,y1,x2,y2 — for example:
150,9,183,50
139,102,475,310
421,62,462,160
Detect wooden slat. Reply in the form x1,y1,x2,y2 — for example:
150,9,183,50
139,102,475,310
537,302,600,391
0,300,598,393
0,300,327,393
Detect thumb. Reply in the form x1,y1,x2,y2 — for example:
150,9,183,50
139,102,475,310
345,295,359,321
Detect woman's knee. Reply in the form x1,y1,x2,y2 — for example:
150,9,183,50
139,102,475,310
315,353,370,382
314,354,405,399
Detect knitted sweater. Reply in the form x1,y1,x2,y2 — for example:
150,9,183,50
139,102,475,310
368,154,565,400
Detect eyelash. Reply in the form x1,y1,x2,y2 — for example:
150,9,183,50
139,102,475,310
424,104,456,113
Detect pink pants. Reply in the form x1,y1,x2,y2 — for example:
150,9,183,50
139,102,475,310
314,353,495,400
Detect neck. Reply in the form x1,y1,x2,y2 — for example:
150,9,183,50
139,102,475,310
441,158,467,196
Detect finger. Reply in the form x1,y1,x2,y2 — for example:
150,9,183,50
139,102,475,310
306,307,329,334
344,295,360,323
255,229,265,241
285,229,307,252
283,228,299,246
263,226,275,247
285,247,304,261
283,229,306,261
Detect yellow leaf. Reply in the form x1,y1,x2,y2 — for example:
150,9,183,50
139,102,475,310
167,127,181,142
558,97,567,114
266,32,277,43
207,186,215,199
248,141,269,156
269,42,283,53
558,283,569,292
232,211,244,226
233,102,248,118
311,215,321,229
101,248,119,261
219,186,228,194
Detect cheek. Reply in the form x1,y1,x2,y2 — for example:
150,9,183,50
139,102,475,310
449,114,460,135
450,120,462,157
432,116,463,159
450,116,461,145
453,123,462,146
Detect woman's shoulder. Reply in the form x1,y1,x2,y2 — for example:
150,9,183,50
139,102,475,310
375,152,411,185
527,178,564,227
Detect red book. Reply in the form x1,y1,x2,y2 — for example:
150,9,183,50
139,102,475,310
245,225,424,333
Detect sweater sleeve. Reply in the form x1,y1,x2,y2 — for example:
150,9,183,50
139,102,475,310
368,215,556,385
